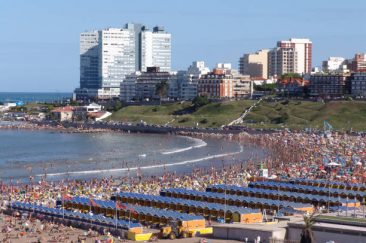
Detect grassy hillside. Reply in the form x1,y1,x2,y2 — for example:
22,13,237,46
243,100,366,131
109,100,366,131
109,100,254,128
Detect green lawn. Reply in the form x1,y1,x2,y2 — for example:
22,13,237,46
108,102,191,125
109,100,254,128
243,100,366,131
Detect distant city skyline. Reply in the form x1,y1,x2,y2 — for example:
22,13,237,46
76,23,171,99
1,0,366,92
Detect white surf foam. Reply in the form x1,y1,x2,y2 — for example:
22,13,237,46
39,145,243,177
161,136,207,155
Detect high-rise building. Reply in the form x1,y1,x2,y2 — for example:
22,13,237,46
98,27,136,99
141,26,171,72
239,49,269,79
79,31,100,90
268,38,312,77
75,23,171,100
350,53,366,72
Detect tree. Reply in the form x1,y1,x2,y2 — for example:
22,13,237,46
300,212,317,243
280,73,302,80
155,80,169,104
113,100,123,112
254,83,276,92
192,96,209,110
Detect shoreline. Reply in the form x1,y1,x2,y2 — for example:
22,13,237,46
0,120,250,139
0,122,261,182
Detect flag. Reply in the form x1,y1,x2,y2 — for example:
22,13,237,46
116,201,127,210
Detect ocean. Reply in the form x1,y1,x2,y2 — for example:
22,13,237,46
0,129,266,181
0,92,72,103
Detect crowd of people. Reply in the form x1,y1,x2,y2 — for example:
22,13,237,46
0,130,365,207
245,131,366,184
1,128,366,242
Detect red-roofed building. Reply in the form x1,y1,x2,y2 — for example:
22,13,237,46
277,77,309,96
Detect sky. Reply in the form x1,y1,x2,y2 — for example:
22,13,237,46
0,0,366,92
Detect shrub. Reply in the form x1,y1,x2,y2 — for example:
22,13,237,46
200,118,208,124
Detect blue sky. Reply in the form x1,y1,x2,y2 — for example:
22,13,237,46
1,0,365,92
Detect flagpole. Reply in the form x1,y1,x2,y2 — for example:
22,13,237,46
129,209,131,228
115,202,118,229
89,198,92,226
62,196,65,219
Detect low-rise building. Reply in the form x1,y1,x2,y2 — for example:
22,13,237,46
120,74,138,102
198,64,253,98
351,72,366,98
309,74,350,98
198,69,234,98
233,76,253,98
51,103,105,121
277,77,309,96
176,61,210,100
50,106,74,121
120,67,174,101
73,103,103,120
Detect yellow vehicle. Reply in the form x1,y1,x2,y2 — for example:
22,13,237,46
160,221,191,239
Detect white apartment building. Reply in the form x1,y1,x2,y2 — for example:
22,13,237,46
141,26,171,72
177,61,210,100
98,28,136,99
75,23,171,100
322,57,346,72
187,61,210,76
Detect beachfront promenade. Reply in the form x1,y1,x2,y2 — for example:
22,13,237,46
27,120,246,135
